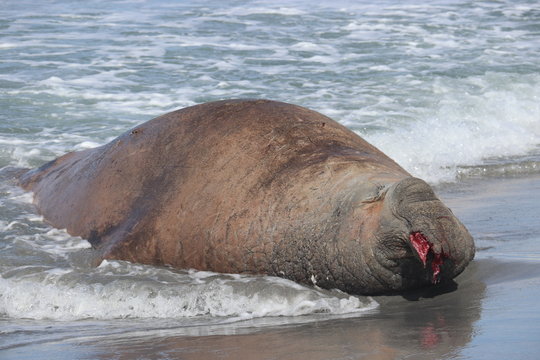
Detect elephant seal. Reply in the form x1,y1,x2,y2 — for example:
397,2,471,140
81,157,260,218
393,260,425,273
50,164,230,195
19,99,474,294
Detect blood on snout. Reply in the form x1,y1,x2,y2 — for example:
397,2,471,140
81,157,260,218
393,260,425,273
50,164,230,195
409,232,448,284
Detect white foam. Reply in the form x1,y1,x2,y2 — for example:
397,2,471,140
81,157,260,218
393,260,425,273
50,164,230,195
0,264,377,321
37,73,135,90
74,141,101,150
289,42,337,55
9,190,33,204
10,78,180,118
364,73,540,183
0,42,18,49
217,6,306,17
40,229,92,253
0,138,34,146
369,65,392,71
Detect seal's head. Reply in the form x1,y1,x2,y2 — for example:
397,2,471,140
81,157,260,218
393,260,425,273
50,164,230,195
361,177,475,293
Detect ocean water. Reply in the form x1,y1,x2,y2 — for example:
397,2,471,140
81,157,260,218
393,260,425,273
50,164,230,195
1,0,540,359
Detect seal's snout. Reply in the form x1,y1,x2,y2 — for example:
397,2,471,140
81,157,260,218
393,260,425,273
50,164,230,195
385,177,475,287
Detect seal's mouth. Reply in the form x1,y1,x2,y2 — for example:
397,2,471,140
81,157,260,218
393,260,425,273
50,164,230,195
409,232,449,283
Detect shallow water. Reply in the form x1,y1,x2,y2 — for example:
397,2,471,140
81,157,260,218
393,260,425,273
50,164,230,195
1,0,540,359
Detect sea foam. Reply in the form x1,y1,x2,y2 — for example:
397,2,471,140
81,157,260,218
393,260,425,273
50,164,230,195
0,261,377,321
364,72,540,183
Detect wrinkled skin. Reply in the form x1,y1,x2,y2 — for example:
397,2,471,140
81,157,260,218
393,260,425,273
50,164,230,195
19,99,475,294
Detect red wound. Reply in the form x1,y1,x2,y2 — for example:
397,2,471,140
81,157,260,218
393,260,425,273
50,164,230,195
409,232,430,266
409,232,448,284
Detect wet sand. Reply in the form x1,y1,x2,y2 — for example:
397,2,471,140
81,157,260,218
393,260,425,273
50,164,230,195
2,175,540,360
